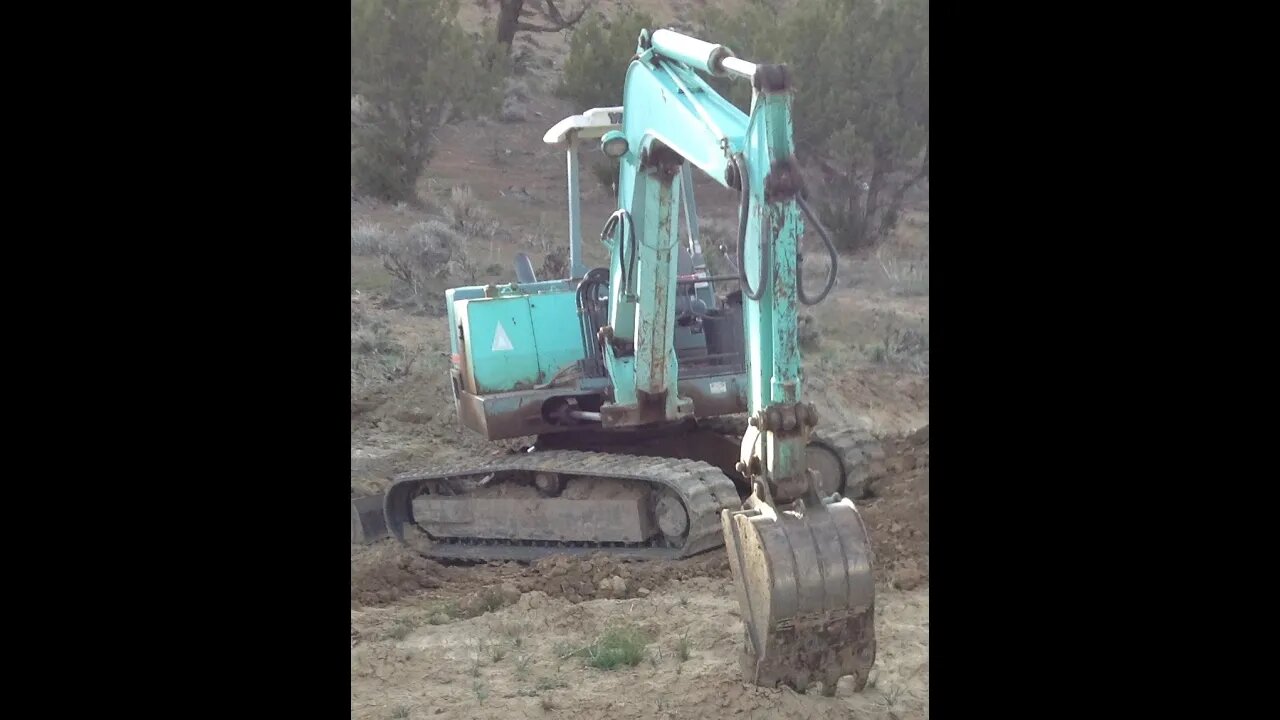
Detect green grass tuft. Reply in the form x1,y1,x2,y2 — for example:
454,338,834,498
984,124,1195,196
382,618,417,641
583,626,649,670
676,632,692,662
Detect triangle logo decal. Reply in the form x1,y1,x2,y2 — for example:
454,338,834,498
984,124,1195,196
492,322,515,352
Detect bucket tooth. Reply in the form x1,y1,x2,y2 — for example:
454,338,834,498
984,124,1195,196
722,495,876,694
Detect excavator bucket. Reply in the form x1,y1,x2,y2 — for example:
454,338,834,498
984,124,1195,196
351,493,389,544
721,491,876,695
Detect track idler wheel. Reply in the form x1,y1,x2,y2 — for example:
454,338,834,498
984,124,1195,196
721,485,876,695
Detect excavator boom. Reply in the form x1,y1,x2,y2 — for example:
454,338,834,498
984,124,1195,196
629,30,880,691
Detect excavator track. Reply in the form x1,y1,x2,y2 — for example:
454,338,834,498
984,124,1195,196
384,449,740,562
808,425,885,499
697,415,884,499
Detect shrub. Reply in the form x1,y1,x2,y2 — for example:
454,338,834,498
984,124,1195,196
378,220,460,300
351,221,389,256
541,247,569,279
351,0,506,202
559,11,656,109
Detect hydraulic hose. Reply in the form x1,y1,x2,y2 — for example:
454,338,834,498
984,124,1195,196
734,154,768,302
575,267,611,377
796,195,839,305
600,210,637,296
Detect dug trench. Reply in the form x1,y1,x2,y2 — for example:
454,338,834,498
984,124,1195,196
351,425,928,720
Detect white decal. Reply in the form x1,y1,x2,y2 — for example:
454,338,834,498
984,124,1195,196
709,381,728,395
492,322,514,352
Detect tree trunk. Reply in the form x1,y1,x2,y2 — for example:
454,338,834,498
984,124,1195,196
846,161,860,214
497,0,524,47
863,162,885,248
838,160,865,250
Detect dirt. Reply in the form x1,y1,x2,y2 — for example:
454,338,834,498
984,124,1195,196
516,552,732,601
353,550,733,609
863,426,931,589
351,577,928,720
350,436,929,718
352,544,457,607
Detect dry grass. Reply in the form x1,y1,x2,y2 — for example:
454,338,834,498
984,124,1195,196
352,221,389,256
875,247,929,297
514,653,532,679
488,640,508,663
351,308,421,389
381,618,417,641
535,675,568,691
443,185,498,241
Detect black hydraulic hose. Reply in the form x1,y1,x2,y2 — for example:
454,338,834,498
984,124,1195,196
734,154,768,302
796,195,839,305
600,210,638,297
575,275,597,362
626,213,636,295
575,267,611,375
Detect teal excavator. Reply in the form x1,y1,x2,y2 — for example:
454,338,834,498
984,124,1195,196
380,29,879,693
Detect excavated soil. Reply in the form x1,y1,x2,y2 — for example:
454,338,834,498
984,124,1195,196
352,544,458,607
352,550,732,609
516,552,732,601
863,425,930,590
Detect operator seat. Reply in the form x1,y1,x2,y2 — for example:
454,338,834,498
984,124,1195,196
675,245,708,318
513,252,538,284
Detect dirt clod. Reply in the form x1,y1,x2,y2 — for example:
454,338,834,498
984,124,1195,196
351,545,453,607
499,582,522,605
890,559,925,590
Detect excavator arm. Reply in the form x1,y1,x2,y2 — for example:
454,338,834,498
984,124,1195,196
588,29,749,427
595,29,877,693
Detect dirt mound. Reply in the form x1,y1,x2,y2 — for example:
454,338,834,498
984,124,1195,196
351,547,732,609
860,424,929,589
351,544,456,607
516,552,731,602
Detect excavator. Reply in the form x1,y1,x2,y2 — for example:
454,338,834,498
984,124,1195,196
379,29,878,693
